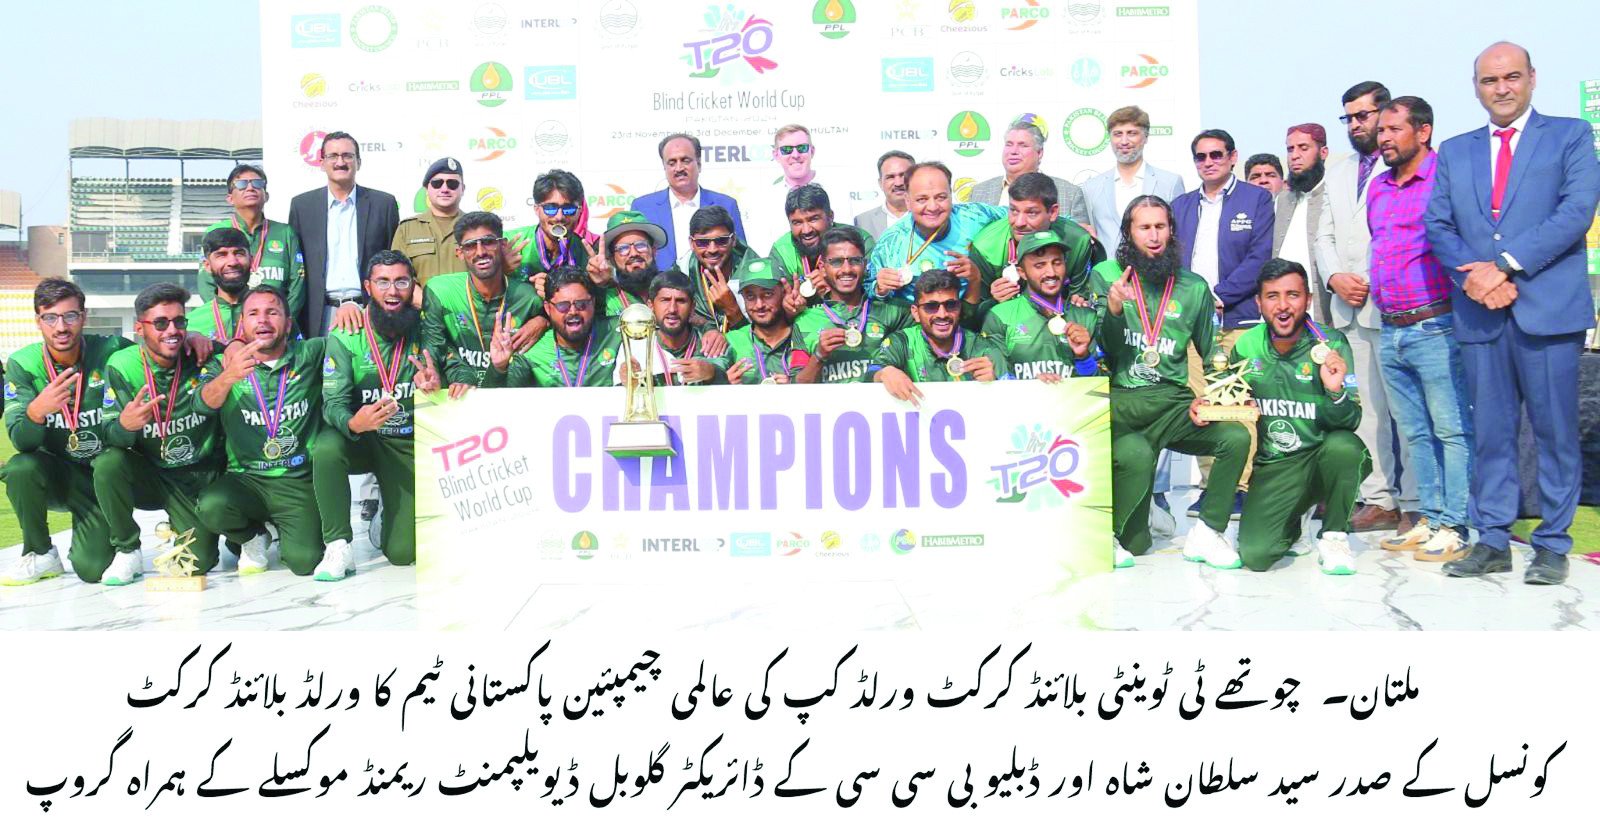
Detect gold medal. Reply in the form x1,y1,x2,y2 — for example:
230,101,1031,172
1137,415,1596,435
1140,347,1161,367
67,432,80,452
798,279,817,298
945,356,966,378
1048,315,1068,336
760,376,779,385
1311,342,1330,365
844,327,863,348
1002,263,1019,283
262,437,283,460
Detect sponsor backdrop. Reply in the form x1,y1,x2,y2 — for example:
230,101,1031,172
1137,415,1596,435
415,380,1111,630
259,0,1202,251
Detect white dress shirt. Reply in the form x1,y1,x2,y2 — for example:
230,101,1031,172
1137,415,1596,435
669,186,702,264
1113,161,1149,229
1190,176,1234,288
1487,107,1533,269
1281,191,1312,270
326,187,360,290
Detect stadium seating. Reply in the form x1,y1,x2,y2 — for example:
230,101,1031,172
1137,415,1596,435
0,244,44,357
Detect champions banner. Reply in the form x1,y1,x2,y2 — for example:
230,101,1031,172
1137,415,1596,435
259,0,1202,247
417,380,1111,630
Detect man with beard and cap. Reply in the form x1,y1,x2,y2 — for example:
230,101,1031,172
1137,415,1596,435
419,211,547,399
869,162,1006,305
797,225,915,384
619,270,734,386
854,150,914,240
1083,106,1186,249
506,169,592,288
196,286,334,579
391,157,467,298
1244,155,1287,196
1231,259,1368,575
725,258,826,385
188,227,256,341
95,283,226,585
869,269,1009,401
981,230,1101,381
590,210,669,315
1098,195,1252,571
962,171,1105,329
1273,125,1332,323
488,267,623,388
671,205,760,332
312,251,421,568
198,164,307,330
2,279,134,585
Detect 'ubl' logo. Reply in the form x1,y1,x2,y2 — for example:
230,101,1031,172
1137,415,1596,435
433,426,508,471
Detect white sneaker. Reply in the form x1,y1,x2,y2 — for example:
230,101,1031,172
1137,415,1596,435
1316,532,1357,575
1381,517,1433,551
102,550,145,586
1148,502,1176,541
313,539,355,582
237,533,270,575
1287,509,1318,557
1414,526,1468,563
1114,538,1135,569
1186,522,1242,570
0,548,65,585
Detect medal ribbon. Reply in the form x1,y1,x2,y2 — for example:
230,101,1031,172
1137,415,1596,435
363,321,407,396
1129,273,1176,355
246,365,290,444
139,348,182,447
553,331,595,388
818,299,870,337
1007,236,1018,266
465,275,509,351
230,214,270,273
40,349,83,438
904,223,942,267
1026,290,1065,319
211,299,238,341
752,334,791,381
536,232,571,270
1306,319,1328,344
927,327,964,361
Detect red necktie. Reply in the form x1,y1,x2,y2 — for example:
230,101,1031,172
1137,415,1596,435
1491,127,1516,220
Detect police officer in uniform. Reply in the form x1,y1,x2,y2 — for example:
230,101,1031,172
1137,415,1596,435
391,157,466,303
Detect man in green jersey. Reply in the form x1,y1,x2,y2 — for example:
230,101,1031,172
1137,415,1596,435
869,269,1010,404
313,251,421,569
1102,195,1251,570
506,169,592,287
1230,259,1368,574
671,205,759,332
196,164,307,329
486,267,621,387
187,227,254,342
419,211,547,398
631,270,733,386
96,283,225,585
196,286,333,579
725,258,825,385
797,225,914,384
960,171,1104,328
591,210,669,316
768,183,875,294
391,157,467,297
2,279,132,584
980,230,1100,380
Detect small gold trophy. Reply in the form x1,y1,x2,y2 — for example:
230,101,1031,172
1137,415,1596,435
147,522,206,592
605,303,677,458
1196,350,1260,423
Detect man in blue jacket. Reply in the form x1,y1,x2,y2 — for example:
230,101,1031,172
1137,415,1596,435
632,133,746,271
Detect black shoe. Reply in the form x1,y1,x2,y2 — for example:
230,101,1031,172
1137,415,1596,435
1441,544,1513,577
1524,549,1569,586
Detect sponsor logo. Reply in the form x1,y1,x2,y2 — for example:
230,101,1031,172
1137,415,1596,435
1062,107,1109,156
999,61,1056,80
520,17,565,29
640,537,701,552
469,127,518,161
890,528,916,554
1296,361,1315,382
776,531,811,556
571,530,598,560
922,534,985,547
1121,53,1167,88
1149,125,1174,137
301,73,327,98
953,176,976,202
524,65,577,100
947,110,991,158
1002,1,1049,30
474,3,509,35
290,14,340,48
1067,1,1104,22
407,80,459,93
991,424,1088,501
476,187,504,212
587,184,632,219
1070,57,1101,87
534,120,569,153
349,5,398,53
682,5,777,80
858,533,881,553
882,57,934,92
949,51,985,85
299,130,329,166
4,383,17,401
538,535,563,559
597,0,640,36
812,0,855,38
1117,5,1171,16
345,79,394,96
471,62,512,107
413,9,450,49
948,0,976,22
730,532,771,556
701,143,753,162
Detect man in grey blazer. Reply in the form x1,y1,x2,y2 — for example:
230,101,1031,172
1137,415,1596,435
969,115,1089,225
1273,123,1332,324
1081,106,1186,249
853,150,913,240
1314,81,1417,533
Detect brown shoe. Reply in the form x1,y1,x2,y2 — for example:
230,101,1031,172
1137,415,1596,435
1395,510,1422,534
1350,504,1401,533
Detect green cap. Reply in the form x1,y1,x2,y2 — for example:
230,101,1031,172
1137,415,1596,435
735,257,781,291
1014,229,1070,260
602,210,667,251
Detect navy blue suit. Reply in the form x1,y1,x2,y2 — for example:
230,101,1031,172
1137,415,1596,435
631,186,747,271
1425,109,1600,554
1172,178,1276,327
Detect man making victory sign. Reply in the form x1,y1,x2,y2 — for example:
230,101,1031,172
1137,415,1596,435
981,230,1101,381
797,225,915,384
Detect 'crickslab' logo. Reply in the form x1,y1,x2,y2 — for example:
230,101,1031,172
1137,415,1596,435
525,66,577,100
882,57,934,92
291,14,340,48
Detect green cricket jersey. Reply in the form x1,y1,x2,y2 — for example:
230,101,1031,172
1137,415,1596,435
3,335,133,463
726,324,818,384
493,318,623,388
420,272,544,388
506,225,591,277
651,327,734,386
198,338,326,478
1230,322,1362,463
1094,259,1218,390
196,217,307,324
599,285,651,319
980,295,1102,380
323,325,422,440
768,231,875,283
867,327,1010,383
969,216,1101,302
670,241,759,328
186,296,244,342
102,345,221,469
796,298,914,384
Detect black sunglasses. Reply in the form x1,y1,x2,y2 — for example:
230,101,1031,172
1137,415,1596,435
145,316,189,331
1193,150,1229,163
428,178,462,190
918,299,962,314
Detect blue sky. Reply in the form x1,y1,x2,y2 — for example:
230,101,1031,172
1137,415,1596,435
1,0,1593,229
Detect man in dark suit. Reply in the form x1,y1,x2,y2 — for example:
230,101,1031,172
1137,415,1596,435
288,131,400,337
1425,42,1600,584
632,133,745,271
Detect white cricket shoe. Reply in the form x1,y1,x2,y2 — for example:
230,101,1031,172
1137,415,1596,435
1114,538,1135,569
102,550,145,586
1186,522,1242,570
0,548,64,586
1316,532,1357,575
313,539,355,582
237,532,271,575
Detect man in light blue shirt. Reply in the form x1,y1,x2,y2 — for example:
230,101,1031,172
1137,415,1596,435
325,187,360,293
867,161,1005,304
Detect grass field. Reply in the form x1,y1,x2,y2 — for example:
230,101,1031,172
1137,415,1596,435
0,434,73,547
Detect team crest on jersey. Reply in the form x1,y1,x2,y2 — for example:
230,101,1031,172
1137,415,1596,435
600,347,615,364
323,356,337,376
1296,362,1314,382
89,371,104,388
1165,301,1182,319
102,387,117,408
4,382,16,401
1267,419,1303,453
868,322,884,337
268,239,285,253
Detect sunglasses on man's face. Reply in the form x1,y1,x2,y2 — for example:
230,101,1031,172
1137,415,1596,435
231,178,267,191
551,299,594,314
1193,150,1229,164
144,316,189,332
777,144,812,156
540,204,580,217
459,235,502,251
428,178,461,190
691,235,733,249
918,299,963,315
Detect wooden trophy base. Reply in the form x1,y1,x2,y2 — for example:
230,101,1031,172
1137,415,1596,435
1196,404,1260,423
147,575,207,592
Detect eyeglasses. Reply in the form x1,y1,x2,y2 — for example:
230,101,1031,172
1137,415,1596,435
322,152,358,163
143,316,189,332
613,240,653,256
1193,150,1229,163
370,277,413,291
1338,109,1380,125
918,299,962,315
825,256,865,268
230,178,267,191
38,311,85,327
777,144,812,156
691,235,733,249
551,298,594,313
459,235,502,251
428,178,462,190
540,204,580,217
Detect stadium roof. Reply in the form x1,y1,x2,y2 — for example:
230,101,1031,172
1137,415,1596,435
69,118,262,160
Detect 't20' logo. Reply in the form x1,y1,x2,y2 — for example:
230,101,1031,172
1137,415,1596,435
991,438,1085,498
683,16,777,78
433,426,508,471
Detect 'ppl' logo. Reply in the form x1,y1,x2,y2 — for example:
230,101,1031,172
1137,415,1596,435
291,14,340,48
524,66,577,100
882,57,934,93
